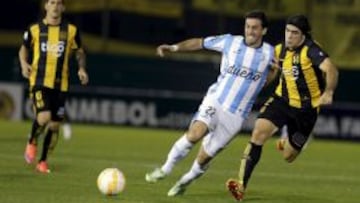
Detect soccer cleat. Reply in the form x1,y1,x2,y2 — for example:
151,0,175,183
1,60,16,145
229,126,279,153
36,161,51,173
276,139,286,151
145,168,166,183
226,179,245,201
167,181,188,197
24,143,37,164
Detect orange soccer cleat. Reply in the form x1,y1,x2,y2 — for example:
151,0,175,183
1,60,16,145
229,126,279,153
36,161,51,174
24,143,37,164
226,179,245,201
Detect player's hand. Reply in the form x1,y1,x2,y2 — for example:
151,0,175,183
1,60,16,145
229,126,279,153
319,90,334,106
21,63,32,79
78,68,89,85
156,44,178,57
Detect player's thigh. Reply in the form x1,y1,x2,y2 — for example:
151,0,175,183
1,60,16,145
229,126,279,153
50,89,67,123
31,87,51,125
250,118,278,144
189,98,219,142
202,112,244,157
254,96,289,144
287,108,318,151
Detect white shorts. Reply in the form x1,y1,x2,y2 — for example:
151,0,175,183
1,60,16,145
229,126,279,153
192,97,244,157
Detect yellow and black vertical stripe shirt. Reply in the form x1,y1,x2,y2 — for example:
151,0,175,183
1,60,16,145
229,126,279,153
22,20,82,92
274,38,328,109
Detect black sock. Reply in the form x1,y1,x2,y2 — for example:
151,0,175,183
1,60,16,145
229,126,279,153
239,142,263,188
29,120,45,145
39,129,54,162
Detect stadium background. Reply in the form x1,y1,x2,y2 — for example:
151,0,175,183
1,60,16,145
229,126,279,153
0,0,359,140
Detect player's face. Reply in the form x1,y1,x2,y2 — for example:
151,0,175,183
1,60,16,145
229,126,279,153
285,24,305,50
244,18,265,47
45,0,64,19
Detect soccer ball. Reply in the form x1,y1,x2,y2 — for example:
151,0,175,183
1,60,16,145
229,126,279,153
97,168,126,195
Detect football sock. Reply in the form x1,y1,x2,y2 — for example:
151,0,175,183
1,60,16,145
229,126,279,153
39,129,55,161
178,160,208,185
238,142,262,188
29,120,45,145
161,135,194,174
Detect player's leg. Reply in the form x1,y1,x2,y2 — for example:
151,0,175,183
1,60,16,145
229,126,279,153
36,89,66,173
227,97,286,201
37,121,61,173
145,120,208,183
244,119,277,184
24,88,51,164
146,101,216,183
280,108,318,163
168,113,244,196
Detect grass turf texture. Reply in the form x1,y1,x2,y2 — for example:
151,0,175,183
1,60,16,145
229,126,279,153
0,120,359,203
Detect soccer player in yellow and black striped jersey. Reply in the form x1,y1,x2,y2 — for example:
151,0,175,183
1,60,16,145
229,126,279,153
227,15,339,201
19,0,89,173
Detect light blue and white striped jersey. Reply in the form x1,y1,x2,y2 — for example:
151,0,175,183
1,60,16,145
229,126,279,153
203,34,274,118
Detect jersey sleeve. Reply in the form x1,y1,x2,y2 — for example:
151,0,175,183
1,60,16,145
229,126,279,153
22,28,33,49
307,43,329,67
203,34,232,52
71,27,82,49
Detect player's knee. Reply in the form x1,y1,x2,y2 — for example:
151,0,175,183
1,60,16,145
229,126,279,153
251,128,270,145
251,119,276,145
187,122,208,142
37,113,51,126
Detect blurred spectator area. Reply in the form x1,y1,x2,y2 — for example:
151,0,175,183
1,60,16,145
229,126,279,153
0,0,359,102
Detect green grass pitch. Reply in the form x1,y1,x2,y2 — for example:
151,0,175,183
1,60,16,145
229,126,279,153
0,120,359,203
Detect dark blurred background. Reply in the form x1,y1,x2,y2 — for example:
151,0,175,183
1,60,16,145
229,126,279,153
0,0,359,140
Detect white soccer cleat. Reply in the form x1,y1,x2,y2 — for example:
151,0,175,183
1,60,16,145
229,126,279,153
145,168,166,183
167,181,188,197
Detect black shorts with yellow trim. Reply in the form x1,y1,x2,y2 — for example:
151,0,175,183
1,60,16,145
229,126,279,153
30,86,67,122
258,95,318,151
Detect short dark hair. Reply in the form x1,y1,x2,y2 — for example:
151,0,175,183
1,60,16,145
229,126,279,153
286,14,311,35
245,10,268,28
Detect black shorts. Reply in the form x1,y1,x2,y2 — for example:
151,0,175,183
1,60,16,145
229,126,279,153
30,87,67,122
258,96,319,150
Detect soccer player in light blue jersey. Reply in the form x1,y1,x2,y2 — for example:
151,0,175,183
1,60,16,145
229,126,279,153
145,10,276,197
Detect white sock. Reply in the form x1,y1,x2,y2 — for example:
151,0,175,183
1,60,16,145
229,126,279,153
161,135,193,174
178,160,207,185
63,123,72,140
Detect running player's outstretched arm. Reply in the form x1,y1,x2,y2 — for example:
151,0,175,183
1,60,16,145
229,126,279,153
319,58,339,105
156,38,203,57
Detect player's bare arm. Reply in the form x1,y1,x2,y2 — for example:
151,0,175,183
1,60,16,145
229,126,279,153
18,45,32,79
156,38,203,57
76,48,88,85
319,58,339,105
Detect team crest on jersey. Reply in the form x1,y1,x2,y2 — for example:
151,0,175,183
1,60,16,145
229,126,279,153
292,54,300,65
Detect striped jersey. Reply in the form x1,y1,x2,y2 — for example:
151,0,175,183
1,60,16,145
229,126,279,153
274,39,328,108
22,20,82,92
203,34,274,117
